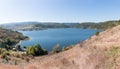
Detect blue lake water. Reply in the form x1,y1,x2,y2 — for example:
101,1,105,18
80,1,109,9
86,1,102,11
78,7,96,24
19,28,98,51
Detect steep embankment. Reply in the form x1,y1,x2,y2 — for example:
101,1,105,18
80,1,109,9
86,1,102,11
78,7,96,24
1,25,120,69
84,25,120,48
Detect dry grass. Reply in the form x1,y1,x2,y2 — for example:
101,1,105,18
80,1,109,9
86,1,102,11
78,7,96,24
105,46,120,69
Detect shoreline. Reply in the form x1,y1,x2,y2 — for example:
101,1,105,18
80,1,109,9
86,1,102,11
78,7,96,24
20,37,30,43
17,36,31,46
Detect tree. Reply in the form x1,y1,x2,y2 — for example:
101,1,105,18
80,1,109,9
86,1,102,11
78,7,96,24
26,46,36,56
2,38,15,50
26,44,48,56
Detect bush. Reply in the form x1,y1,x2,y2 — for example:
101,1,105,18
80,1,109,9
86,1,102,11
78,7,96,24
0,39,15,50
26,46,36,56
15,44,22,51
25,58,30,62
52,44,60,53
14,54,20,58
23,46,27,49
95,31,100,35
26,44,48,56
1,50,10,59
0,48,6,54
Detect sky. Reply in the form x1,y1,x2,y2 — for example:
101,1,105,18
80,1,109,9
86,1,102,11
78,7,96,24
0,0,120,24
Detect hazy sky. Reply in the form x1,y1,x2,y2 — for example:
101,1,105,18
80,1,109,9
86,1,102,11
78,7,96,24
0,0,120,24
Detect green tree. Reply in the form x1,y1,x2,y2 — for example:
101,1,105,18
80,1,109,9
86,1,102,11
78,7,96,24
26,46,36,56
2,38,15,50
26,44,48,56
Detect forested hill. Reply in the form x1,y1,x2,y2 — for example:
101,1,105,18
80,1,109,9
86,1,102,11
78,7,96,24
77,20,120,30
0,27,28,48
0,20,120,30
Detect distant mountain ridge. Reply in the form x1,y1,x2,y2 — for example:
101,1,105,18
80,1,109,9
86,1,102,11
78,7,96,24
0,20,120,30
0,22,78,30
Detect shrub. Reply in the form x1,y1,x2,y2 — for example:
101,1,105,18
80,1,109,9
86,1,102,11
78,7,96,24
62,45,74,51
1,50,10,59
52,44,60,53
15,44,22,51
95,31,100,35
14,60,18,65
23,46,27,49
0,48,6,54
25,58,30,62
3,38,16,50
34,44,48,55
26,44,48,56
27,46,36,56
15,54,20,58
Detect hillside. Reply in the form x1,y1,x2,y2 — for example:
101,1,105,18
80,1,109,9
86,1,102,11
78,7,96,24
1,20,120,31
1,25,120,69
77,20,120,30
0,22,72,31
84,25,120,48
0,27,28,48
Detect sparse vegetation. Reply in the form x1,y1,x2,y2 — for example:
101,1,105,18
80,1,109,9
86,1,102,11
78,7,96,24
62,45,74,51
105,46,120,69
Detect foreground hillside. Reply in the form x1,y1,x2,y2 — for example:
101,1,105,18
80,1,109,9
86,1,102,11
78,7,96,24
1,25,120,69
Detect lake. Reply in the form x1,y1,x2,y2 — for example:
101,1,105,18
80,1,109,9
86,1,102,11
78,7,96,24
19,28,99,51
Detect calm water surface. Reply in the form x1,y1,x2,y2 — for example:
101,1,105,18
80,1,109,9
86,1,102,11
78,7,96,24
19,28,98,51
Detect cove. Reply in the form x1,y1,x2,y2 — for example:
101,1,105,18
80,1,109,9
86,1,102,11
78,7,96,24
19,28,99,51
